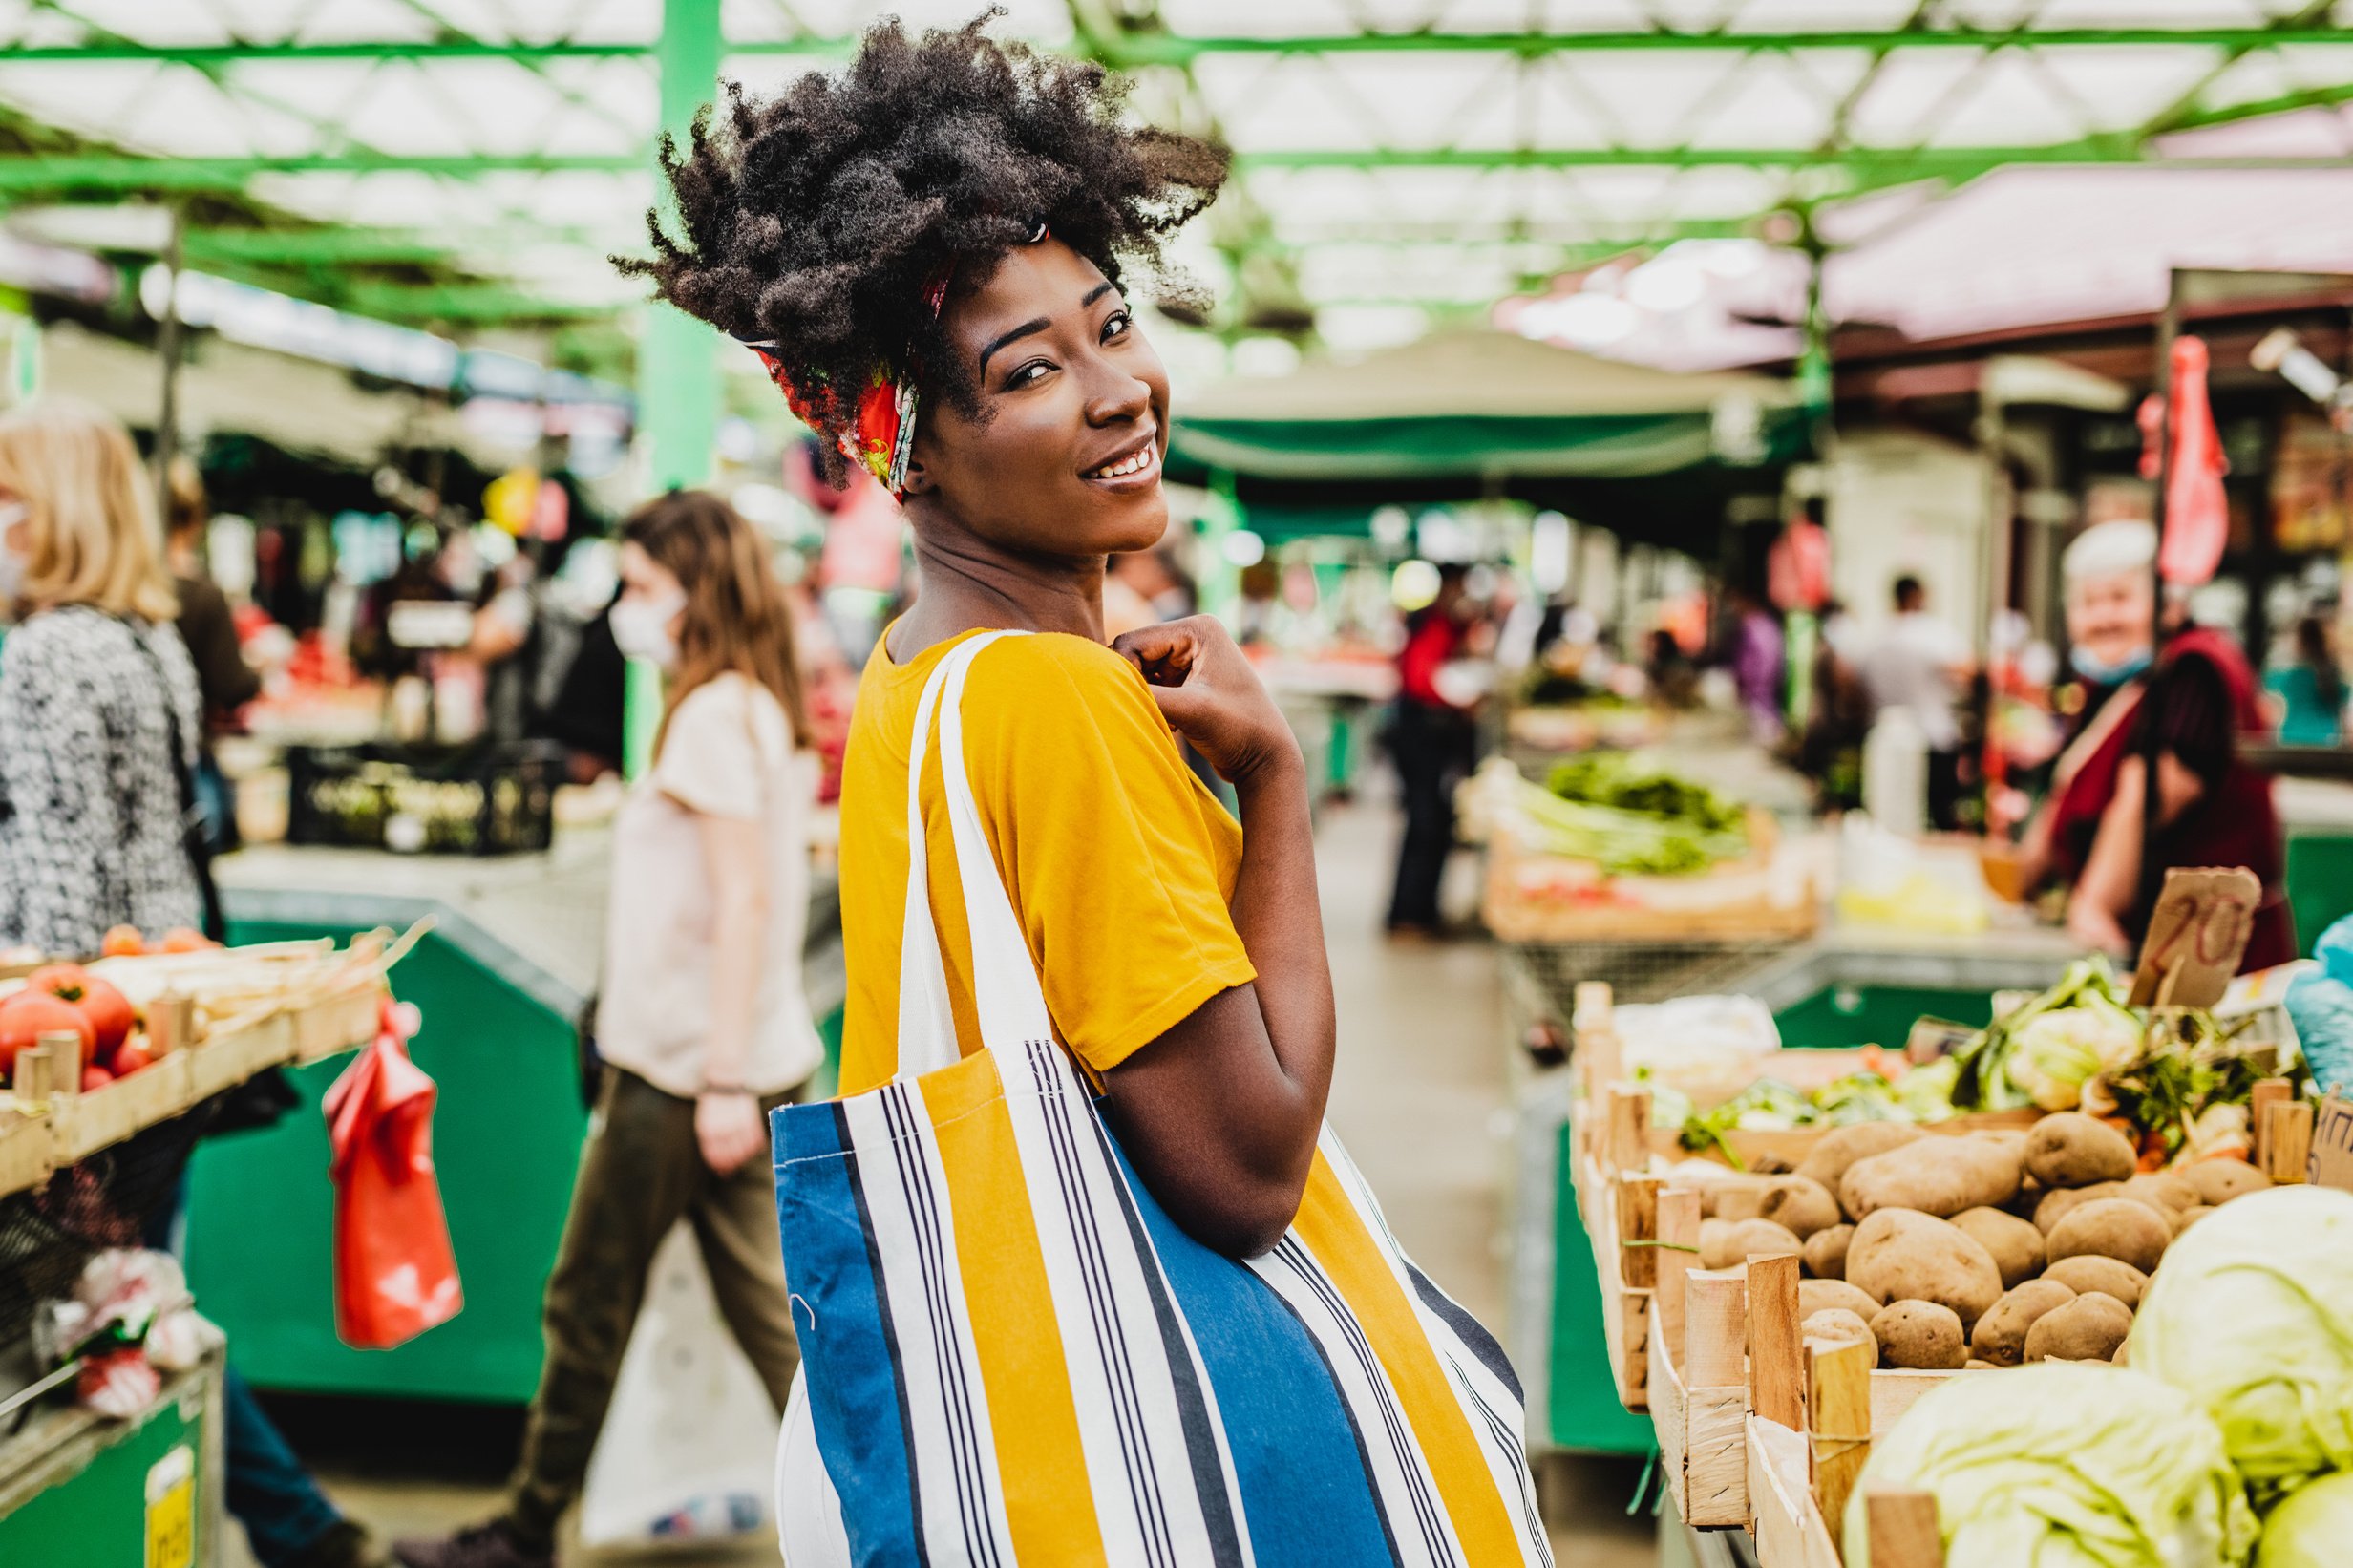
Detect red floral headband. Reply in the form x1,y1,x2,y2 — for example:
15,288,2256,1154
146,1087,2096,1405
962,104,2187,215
735,224,1048,498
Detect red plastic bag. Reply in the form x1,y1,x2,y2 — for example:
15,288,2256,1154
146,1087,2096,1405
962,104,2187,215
324,999,461,1349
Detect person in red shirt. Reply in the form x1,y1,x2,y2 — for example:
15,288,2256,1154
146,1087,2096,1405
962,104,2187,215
1387,566,1478,935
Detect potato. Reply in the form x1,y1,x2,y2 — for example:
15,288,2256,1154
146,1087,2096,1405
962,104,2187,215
2183,1159,2272,1206
2034,1179,2127,1235
2023,1112,2138,1188
2120,1172,2197,1214
1949,1205,2046,1291
1845,1208,2003,1329
2171,1202,2215,1237
1802,1223,1855,1281
1701,1217,1802,1271
1800,1279,1886,1320
2042,1254,2149,1309
2024,1291,2133,1363
1757,1176,1843,1240
1965,1359,1996,1369
1802,1309,1879,1368
1871,1300,1968,1370
2045,1197,2170,1276
1969,1279,2078,1367
1709,1184,1767,1221
1840,1135,2023,1221
1795,1122,1929,1195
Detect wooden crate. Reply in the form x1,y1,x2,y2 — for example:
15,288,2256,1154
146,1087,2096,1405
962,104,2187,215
0,1110,52,1197
186,1012,297,1101
291,983,387,1063
1483,816,1817,944
48,1052,195,1163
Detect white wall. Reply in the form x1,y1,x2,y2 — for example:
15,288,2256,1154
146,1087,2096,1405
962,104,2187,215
1824,426,1992,646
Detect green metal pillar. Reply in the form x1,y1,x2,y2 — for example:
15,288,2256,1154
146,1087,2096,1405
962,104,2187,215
627,0,724,776
640,0,723,494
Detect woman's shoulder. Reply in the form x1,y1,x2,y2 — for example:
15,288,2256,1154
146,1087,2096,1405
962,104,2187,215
5,605,129,667
965,629,1147,709
671,670,795,761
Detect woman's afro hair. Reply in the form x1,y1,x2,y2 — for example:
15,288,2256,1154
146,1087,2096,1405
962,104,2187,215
618,11,1228,480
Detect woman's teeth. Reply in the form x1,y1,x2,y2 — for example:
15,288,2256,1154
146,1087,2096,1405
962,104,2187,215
1088,447,1155,479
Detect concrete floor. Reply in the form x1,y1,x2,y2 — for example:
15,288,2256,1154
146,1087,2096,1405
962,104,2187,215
232,796,1657,1567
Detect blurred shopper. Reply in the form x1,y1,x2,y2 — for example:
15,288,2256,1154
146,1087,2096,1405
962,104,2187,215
2017,519,2292,966
398,492,822,1568
1386,564,1479,936
1799,604,1870,813
1726,583,1786,745
0,402,208,953
2267,613,2346,747
1862,575,1972,830
1646,625,1699,709
165,456,261,852
0,403,383,1568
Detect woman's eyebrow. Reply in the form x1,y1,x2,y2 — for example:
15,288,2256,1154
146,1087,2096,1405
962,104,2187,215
977,284,1120,373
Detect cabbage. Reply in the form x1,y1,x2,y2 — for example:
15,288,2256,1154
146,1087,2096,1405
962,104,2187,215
2129,1186,2353,1500
2255,1473,2353,1568
2006,996,2143,1111
1842,1364,2256,1568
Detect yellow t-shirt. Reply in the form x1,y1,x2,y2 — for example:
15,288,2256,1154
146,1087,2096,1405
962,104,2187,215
837,627,1255,1096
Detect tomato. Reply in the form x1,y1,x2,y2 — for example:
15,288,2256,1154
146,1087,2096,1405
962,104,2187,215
0,990,97,1079
100,925,145,958
110,1041,154,1077
159,927,216,954
26,965,136,1065
80,1063,113,1091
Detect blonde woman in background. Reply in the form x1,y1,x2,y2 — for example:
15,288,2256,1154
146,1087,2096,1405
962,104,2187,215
0,400,209,953
0,400,390,1568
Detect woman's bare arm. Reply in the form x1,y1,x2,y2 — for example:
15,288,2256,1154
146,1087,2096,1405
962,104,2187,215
1102,618,1337,1258
2066,752,2208,958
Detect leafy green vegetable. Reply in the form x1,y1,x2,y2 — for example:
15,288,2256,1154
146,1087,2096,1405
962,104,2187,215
1672,1065,1957,1153
1511,775,1748,876
2008,994,2144,1111
1951,958,2126,1111
1844,1363,2258,1568
2129,1186,2353,1503
2254,1473,2353,1568
1544,752,1746,836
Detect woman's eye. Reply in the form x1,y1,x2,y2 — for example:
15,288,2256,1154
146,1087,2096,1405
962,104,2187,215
1006,361,1052,389
1102,311,1132,342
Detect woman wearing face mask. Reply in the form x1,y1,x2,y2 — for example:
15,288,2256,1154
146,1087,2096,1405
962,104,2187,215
2017,518,2293,966
399,491,821,1568
0,401,209,953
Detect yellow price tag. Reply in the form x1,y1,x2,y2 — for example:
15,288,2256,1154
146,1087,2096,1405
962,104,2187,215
145,1444,195,1568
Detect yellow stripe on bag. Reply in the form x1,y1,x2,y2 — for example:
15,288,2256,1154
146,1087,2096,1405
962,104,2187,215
1294,1155,1520,1563
921,1051,1111,1567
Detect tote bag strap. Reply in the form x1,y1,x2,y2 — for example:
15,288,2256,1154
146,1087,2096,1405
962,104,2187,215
895,630,1057,1079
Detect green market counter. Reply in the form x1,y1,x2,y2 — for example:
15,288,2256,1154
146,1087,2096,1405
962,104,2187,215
186,838,841,1404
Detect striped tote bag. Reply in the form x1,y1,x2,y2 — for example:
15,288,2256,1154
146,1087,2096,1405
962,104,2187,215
772,631,1549,1567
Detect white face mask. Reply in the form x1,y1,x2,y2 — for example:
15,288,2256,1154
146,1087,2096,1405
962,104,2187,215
609,590,686,669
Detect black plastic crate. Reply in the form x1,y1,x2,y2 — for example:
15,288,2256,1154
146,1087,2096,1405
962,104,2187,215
285,740,562,857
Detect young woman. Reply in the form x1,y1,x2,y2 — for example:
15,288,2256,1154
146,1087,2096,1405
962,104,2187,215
400,492,824,1568
622,20,1542,1566
0,400,207,954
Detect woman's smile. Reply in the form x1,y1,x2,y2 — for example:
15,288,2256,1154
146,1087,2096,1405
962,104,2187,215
1082,429,1159,488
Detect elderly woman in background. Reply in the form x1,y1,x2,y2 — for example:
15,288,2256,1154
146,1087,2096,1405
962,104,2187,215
2018,519,2294,968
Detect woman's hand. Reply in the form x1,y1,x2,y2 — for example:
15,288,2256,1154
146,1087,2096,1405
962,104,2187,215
1112,616,1301,785
695,1090,767,1175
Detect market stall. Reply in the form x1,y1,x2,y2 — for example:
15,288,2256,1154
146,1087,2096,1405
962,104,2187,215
1558,879,2345,1564
0,936,398,1563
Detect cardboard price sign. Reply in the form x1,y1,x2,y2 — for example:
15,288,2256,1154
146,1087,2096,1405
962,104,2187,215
2129,867,2262,1009
2311,1095,2353,1195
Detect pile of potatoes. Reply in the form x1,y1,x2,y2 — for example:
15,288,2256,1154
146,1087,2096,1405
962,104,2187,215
1683,1112,2275,1372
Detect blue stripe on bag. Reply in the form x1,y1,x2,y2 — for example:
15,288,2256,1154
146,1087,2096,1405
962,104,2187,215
774,1103,927,1568
1103,1134,1402,1568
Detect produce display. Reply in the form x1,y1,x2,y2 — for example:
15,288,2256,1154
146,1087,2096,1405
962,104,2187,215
0,930,223,1092
1474,751,1751,876
1655,1053,1962,1158
1951,958,2277,1165
1827,1186,2353,1568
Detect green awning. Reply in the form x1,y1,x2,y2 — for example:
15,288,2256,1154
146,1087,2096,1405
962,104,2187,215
1170,328,1804,484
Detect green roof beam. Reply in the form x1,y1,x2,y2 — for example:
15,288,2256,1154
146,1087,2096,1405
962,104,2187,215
180,225,598,264
11,26,2353,65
